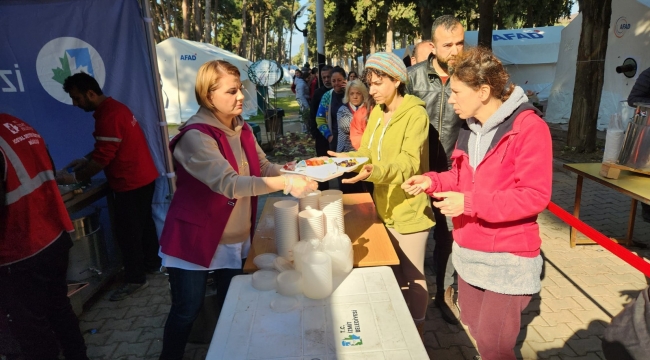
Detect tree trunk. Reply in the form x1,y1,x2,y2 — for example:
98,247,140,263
525,4,534,28
263,17,268,58
204,0,212,43
249,13,256,61
170,1,179,37
212,0,218,46
567,0,613,152
370,22,376,54
419,4,433,40
193,0,202,41
478,0,496,49
182,0,190,39
149,0,161,42
238,0,248,57
277,20,283,64
385,14,393,52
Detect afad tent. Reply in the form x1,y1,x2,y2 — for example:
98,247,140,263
546,0,650,130
156,37,258,124
465,26,563,101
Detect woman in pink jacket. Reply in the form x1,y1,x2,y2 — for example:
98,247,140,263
402,47,552,360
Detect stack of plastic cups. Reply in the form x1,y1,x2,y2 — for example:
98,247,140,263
301,251,333,299
319,192,345,235
299,190,321,211
273,200,300,261
293,239,320,272
298,209,325,241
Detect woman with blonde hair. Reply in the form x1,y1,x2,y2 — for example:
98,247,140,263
328,52,435,331
403,47,552,359
158,60,317,359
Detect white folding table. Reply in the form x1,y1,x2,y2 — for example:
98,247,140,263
206,266,428,360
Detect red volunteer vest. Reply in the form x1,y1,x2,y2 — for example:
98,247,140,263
0,114,73,265
159,122,260,267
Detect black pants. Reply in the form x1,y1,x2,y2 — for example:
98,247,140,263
432,205,455,294
113,181,161,284
0,233,88,360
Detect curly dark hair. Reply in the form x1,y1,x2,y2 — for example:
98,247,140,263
362,67,406,97
450,46,515,101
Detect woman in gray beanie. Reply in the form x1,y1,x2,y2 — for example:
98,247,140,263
329,52,435,332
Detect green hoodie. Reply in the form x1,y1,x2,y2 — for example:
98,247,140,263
346,94,435,234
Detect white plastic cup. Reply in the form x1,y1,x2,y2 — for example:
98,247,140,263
293,239,320,272
274,200,299,260
321,189,343,197
276,270,302,296
302,251,333,299
298,209,325,241
299,190,321,211
319,196,345,234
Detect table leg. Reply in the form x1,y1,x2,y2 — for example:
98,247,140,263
570,176,583,248
626,199,637,246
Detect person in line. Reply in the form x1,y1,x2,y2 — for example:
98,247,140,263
627,66,650,222
336,79,369,193
294,67,311,133
315,66,347,152
0,112,89,360
309,65,333,190
328,52,435,332
290,68,301,95
402,47,552,360
158,60,317,360
349,94,375,151
406,14,466,324
309,67,319,101
348,71,358,81
58,73,161,301
410,40,433,66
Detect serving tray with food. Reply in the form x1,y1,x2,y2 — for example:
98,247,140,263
280,157,368,182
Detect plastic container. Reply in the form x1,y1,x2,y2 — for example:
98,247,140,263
301,251,332,299
276,270,302,296
251,270,279,291
253,253,278,270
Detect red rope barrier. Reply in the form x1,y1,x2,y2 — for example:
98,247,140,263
547,201,650,278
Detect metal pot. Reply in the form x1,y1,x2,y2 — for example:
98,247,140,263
617,103,650,171
67,209,107,281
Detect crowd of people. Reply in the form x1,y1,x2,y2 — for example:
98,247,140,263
6,12,649,360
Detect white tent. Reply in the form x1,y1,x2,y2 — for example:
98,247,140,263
465,26,563,101
546,0,650,130
156,37,258,124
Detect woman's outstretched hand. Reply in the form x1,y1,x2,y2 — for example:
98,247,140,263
342,164,372,184
432,191,464,217
401,175,432,196
327,150,346,158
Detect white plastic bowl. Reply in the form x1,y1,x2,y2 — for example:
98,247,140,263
253,253,278,270
276,270,302,296
251,269,279,291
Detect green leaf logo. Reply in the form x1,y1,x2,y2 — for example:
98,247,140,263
52,53,72,85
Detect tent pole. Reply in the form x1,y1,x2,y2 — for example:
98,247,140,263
140,0,176,194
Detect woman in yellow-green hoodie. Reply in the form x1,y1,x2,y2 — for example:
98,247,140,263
328,52,435,328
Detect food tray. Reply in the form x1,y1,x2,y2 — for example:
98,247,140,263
280,157,368,182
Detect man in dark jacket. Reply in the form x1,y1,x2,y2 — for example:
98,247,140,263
406,15,465,325
309,65,333,190
627,66,650,222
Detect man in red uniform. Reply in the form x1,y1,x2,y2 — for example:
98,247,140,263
0,113,89,360
58,73,161,301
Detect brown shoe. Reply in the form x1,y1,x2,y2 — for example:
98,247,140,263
434,286,460,325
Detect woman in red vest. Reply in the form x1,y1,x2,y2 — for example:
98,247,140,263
158,60,317,359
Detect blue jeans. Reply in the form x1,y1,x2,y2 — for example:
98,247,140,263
159,265,244,360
